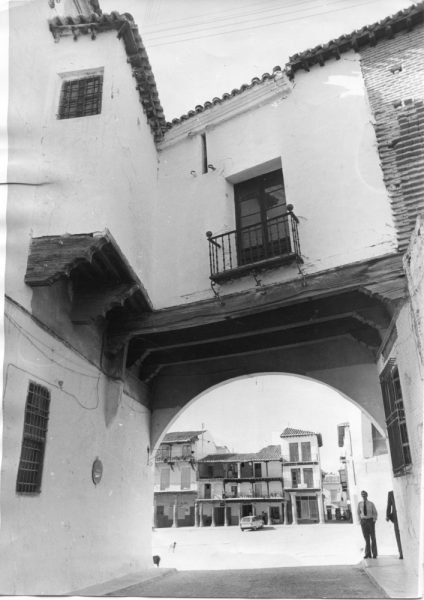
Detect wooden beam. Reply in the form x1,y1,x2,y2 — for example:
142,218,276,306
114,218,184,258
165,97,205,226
138,316,381,375
107,253,405,353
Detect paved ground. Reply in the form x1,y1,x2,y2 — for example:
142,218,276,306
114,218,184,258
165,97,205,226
109,565,387,598
83,524,419,598
151,522,393,570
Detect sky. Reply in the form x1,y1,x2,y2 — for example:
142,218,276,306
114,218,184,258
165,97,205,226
102,0,414,119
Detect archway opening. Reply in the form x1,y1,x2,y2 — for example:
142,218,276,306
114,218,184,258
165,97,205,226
151,373,397,571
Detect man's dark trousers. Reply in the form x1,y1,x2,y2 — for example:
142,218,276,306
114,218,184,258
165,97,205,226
361,518,377,558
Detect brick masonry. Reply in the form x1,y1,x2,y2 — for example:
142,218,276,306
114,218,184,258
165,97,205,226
360,26,424,250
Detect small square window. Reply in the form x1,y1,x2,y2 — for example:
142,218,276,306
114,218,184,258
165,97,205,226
58,75,103,120
16,382,51,494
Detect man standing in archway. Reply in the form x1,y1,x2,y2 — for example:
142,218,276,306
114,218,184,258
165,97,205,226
357,490,378,559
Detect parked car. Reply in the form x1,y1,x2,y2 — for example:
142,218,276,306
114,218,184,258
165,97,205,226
240,516,264,531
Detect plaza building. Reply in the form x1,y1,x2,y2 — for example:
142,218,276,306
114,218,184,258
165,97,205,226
153,430,222,527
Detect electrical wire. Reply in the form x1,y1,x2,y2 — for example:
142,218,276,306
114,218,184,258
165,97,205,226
142,0,291,31
145,0,396,47
3,362,101,410
143,0,326,38
5,312,100,379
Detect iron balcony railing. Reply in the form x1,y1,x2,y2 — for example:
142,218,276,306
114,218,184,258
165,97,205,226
155,451,194,462
206,205,301,281
282,454,320,463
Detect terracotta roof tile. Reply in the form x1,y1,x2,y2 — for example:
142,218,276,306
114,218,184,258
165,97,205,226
280,427,317,438
162,430,205,443
199,444,282,463
48,12,167,143
165,2,423,128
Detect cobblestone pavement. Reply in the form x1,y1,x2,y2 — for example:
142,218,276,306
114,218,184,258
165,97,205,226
109,565,387,598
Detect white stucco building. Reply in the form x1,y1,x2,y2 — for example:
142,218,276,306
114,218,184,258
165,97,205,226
153,429,220,527
280,427,325,524
2,0,424,594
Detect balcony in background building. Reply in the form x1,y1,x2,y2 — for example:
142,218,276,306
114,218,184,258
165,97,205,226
282,454,320,464
155,450,195,462
206,206,301,282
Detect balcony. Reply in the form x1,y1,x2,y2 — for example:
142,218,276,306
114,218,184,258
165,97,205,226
206,206,301,283
155,451,195,463
198,492,286,501
282,454,320,464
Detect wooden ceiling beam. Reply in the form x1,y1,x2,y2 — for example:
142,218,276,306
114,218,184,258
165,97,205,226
137,316,381,374
107,253,405,354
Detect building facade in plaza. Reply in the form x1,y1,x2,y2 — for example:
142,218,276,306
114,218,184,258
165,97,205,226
280,428,325,524
2,0,424,593
197,445,290,526
153,430,221,527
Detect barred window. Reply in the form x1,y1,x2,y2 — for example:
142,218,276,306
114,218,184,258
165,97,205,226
58,75,103,119
380,360,412,477
16,382,51,494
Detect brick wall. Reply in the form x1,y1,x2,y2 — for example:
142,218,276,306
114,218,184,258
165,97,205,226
360,27,424,250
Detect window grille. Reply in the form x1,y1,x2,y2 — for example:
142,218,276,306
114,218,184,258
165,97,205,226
380,360,412,476
16,382,51,494
58,75,103,120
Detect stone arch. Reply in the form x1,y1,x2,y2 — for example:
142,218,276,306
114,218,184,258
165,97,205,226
151,369,385,451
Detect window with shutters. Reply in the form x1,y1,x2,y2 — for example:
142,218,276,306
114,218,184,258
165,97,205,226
291,468,300,488
16,382,51,494
380,360,412,476
160,468,170,490
303,468,314,488
301,442,311,461
181,466,191,490
289,443,299,462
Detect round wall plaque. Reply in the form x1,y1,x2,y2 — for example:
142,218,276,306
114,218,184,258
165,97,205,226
92,458,103,485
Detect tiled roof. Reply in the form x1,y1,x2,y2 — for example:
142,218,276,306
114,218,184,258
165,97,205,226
280,427,317,438
162,430,205,443
199,444,282,463
24,229,151,316
48,12,166,142
166,2,424,128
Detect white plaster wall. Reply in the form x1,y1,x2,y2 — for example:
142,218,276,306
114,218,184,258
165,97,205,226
211,481,224,499
387,303,424,576
193,430,218,458
154,462,197,492
268,461,282,477
1,299,152,595
153,55,396,308
7,2,159,310
280,434,320,460
269,480,283,494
